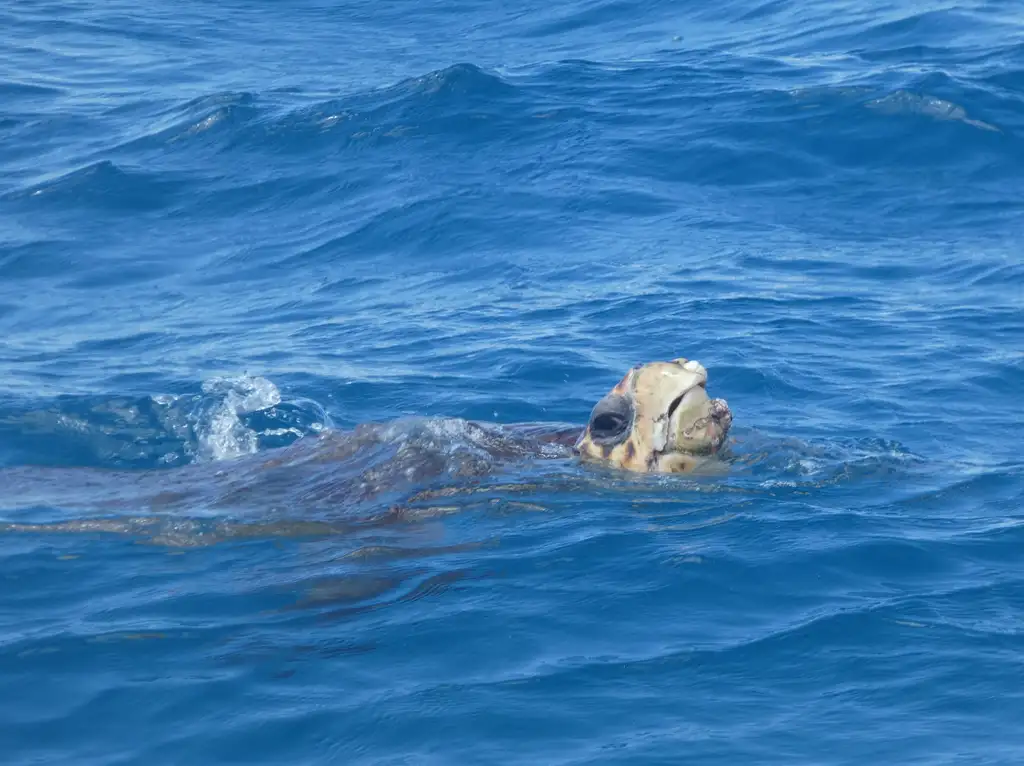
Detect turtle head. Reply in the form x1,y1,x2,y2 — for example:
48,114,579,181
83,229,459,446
574,358,733,473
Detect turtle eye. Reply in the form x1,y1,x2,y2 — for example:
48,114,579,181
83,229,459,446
588,395,632,444
592,412,627,436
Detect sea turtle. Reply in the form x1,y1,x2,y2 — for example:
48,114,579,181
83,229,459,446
0,357,733,537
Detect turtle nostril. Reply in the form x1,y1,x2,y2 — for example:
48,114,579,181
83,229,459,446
666,393,685,421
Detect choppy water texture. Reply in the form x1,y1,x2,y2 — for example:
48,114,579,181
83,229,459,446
3,0,1024,762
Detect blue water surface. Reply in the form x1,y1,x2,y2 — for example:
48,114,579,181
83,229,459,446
2,0,1023,763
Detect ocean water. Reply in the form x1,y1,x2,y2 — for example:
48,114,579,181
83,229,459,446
2,0,1023,762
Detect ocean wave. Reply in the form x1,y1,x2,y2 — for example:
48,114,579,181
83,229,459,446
4,159,184,212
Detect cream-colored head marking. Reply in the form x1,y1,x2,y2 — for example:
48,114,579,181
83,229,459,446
574,358,733,473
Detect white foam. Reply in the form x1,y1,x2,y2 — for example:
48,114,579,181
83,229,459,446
194,375,282,462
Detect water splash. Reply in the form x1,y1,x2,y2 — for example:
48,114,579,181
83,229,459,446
0,375,328,469
189,375,283,461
